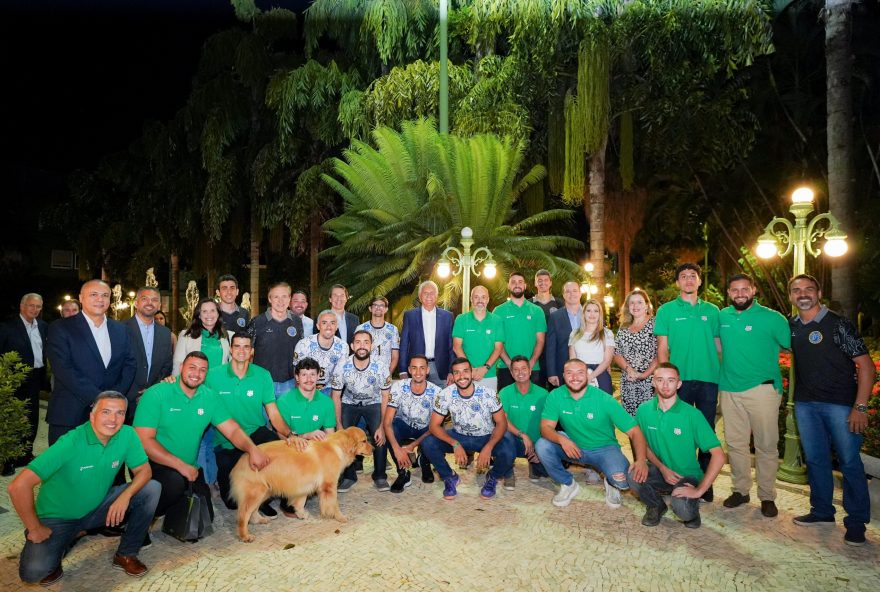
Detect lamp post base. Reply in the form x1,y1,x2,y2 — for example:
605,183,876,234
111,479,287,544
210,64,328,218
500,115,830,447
777,431,808,484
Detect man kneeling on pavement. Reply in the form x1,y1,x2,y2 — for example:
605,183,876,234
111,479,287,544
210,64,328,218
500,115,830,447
8,391,159,585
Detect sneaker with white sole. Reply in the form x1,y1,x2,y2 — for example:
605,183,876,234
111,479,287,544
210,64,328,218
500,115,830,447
604,480,622,508
503,473,516,490
584,467,602,485
552,480,581,507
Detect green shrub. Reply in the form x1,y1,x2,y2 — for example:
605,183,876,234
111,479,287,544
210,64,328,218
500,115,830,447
0,352,33,466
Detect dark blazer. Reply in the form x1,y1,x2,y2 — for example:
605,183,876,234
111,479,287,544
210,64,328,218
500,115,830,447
315,310,359,350
124,315,173,415
0,315,48,368
546,307,578,381
398,307,454,377
47,313,136,429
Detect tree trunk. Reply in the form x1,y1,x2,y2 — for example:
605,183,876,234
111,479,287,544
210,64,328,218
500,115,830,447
310,215,321,319
587,137,608,299
250,223,261,317
170,251,180,334
206,245,216,302
825,0,856,318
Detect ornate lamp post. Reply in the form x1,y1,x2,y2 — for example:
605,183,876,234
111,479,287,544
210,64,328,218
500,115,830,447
755,186,848,484
580,262,598,297
436,227,497,313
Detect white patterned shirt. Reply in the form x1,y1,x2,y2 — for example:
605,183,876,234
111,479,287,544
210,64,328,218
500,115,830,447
331,355,391,406
357,321,400,371
388,379,440,430
294,334,348,387
432,383,502,437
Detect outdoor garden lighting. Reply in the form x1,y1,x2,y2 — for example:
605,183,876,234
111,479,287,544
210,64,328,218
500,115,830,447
435,226,496,313
583,262,594,272
755,186,849,484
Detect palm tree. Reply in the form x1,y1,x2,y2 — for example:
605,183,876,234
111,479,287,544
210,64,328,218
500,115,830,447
321,119,585,311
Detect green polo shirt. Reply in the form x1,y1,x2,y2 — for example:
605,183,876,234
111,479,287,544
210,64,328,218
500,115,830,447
499,382,549,442
542,385,636,450
276,388,337,434
452,310,505,377
494,299,547,369
134,381,232,466
205,362,275,450
636,397,721,480
200,330,225,368
719,302,790,393
28,422,148,520
654,297,720,383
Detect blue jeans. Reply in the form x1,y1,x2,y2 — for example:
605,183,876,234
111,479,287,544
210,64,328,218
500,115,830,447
502,432,547,478
341,403,387,481
421,429,515,481
197,427,218,485
627,463,700,522
390,418,429,473
19,480,161,583
535,434,630,489
678,380,718,474
795,401,870,530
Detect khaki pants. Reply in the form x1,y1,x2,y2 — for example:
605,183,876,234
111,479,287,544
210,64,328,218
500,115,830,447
720,384,781,501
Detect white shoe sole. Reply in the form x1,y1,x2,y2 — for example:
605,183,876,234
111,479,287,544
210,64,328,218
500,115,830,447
552,482,581,507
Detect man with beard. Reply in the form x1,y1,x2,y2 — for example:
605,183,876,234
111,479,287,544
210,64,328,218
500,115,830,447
124,288,173,423
494,272,547,391
420,357,514,501
290,290,313,337
331,330,392,492
383,355,442,492
452,285,504,392
718,274,790,518
133,351,270,523
535,359,648,509
628,363,725,529
654,263,721,502
294,310,348,394
788,274,873,547
357,296,400,377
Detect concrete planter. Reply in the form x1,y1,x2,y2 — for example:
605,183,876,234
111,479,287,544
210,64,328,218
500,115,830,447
861,452,880,478
862,453,880,524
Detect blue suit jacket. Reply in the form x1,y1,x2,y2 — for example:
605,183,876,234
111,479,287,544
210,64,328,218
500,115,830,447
47,313,136,428
124,316,173,417
546,307,578,380
398,307,454,377
0,316,48,368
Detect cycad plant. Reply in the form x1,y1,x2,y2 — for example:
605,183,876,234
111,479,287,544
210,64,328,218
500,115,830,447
322,119,584,312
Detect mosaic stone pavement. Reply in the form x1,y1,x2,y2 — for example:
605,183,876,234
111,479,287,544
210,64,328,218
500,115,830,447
0,405,876,591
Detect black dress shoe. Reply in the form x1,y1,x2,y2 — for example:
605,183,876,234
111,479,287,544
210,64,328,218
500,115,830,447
39,566,64,586
1,462,15,477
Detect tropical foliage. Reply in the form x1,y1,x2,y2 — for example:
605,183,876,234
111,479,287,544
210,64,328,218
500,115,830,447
0,352,32,467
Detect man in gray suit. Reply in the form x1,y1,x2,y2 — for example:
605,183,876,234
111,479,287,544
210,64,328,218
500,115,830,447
124,288,173,423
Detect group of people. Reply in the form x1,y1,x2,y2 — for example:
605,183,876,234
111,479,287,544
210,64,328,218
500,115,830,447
1,264,874,586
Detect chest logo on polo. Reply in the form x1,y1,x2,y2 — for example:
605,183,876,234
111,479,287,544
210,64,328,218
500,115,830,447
526,315,532,320
219,391,231,395
237,318,246,327
745,326,753,332
246,390,254,397
701,316,708,321
673,428,682,435
111,460,120,469
169,407,181,412
312,415,319,421
80,465,94,472
197,408,205,415
809,331,823,344
530,405,536,411
287,327,298,337
562,410,573,415
586,413,594,420
486,329,492,334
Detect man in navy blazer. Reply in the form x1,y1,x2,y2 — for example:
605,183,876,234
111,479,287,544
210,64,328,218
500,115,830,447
124,287,173,423
47,280,136,444
0,293,49,473
399,281,454,387
545,281,584,388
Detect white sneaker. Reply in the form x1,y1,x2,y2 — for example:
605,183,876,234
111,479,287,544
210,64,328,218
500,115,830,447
604,480,622,508
584,468,602,485
552,481,581,507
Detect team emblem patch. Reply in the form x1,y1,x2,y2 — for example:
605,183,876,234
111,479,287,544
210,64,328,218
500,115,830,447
530,405,536,411
312,415,319,422
197,408,205,415
111,460,120,469
673,428,682,436
586,413,594,420
287,326,298,337
808,331,823,344
745,325,753,332
486,329,492,334
247,390,254,397
237,318,246,327
701,316,708,321
526,315,532,320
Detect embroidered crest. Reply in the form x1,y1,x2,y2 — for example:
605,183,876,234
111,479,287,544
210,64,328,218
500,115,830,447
530,405,536,411
745,325,753,332
586,412,594,420
197,408,205,415
701,315,708,321
286,326,298,337
808,331,823,344
673,428,682,436
246,390,254,397
237,318,246,327
111,460,120,469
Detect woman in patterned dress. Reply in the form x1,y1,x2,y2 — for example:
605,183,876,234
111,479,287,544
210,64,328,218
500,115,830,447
614,290,659,415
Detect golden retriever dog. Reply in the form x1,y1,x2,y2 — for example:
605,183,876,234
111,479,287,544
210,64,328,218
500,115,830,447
230,427,373,542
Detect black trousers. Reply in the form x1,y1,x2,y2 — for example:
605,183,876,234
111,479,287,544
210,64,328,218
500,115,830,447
214,426,279,506
149,461,214,520
15,366,44,457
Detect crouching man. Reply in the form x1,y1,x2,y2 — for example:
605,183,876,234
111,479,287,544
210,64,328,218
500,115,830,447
8,391,160,585
627,363,726,528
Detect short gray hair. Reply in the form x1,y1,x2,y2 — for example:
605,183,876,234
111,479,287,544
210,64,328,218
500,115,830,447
418,280,438,296
20,293,43,305
92,390,128,408
317,309,337,323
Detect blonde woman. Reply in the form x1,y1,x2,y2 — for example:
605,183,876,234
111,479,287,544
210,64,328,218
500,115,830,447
613,290,659,415
568,300,615,394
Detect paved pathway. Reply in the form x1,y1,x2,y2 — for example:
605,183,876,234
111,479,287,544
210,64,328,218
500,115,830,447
1,406,876,591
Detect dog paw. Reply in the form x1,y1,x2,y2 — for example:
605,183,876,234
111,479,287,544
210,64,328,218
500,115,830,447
240,534,255,543
335,515,349,523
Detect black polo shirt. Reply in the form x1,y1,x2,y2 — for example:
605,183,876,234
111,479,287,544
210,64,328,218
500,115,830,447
220,306,250,332
247,311,304,383
790,306,868,406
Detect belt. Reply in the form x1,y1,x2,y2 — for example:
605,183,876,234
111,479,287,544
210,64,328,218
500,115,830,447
761,379,774,385
426,358,436,362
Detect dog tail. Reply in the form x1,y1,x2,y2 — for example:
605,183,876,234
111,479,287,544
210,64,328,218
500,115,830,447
229,452,255,504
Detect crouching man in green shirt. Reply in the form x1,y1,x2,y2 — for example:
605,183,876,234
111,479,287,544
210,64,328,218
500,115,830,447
8,391,160,585
628,363,726,528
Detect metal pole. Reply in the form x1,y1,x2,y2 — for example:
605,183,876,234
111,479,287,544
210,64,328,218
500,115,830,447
460,233,473,313
439,0,449,134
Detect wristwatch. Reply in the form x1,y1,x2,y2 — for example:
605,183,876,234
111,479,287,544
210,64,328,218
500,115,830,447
484,363,491,370
855,404,868,413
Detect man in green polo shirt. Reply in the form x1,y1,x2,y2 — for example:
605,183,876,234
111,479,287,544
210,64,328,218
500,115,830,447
206,332,301,515
499,355,549,489
535,359,648,509
8,391,160,584
453,285,505,392
277,357,337,440
133,351,270,525
494,271,547,391
654,262,721,502
718,274,790,517
628,363,725,528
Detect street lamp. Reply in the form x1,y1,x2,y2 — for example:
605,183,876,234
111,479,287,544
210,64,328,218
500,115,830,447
755,186,848,484
580,262,598,295
436,227,496,313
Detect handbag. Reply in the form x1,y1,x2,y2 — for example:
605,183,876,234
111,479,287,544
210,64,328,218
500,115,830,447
161,481,214,542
